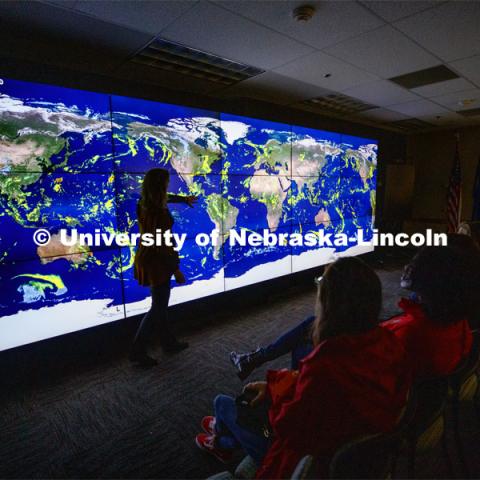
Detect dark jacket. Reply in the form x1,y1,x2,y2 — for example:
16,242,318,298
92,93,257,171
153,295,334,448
134,201,179,287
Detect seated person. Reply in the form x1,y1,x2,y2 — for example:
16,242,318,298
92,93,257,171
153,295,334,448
446,233,480,329
231,245,474,381
382,245,474,378
196,257,411,478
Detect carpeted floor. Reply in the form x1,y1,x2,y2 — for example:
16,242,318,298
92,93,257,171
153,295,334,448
0,256,479,479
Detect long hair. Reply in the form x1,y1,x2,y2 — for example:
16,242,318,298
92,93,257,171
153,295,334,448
312,257,382,346
408,244,478,325
139,168,169,211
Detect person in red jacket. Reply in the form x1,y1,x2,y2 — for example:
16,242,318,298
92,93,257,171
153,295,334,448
382,245,473,379
231,241,477,381
196,257,411,478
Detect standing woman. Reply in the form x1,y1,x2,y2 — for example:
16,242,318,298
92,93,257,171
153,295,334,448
130,168,196,367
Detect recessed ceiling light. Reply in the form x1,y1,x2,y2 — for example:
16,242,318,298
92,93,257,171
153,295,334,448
302,93,377,115
458,98,476,107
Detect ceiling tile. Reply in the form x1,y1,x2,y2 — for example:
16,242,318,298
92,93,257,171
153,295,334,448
324,25,439,78
449,55,480,87
214,0,383,49
411,77,475,98
387,99,451,116
430,88,480,111
218,72,333,105
273,50,378,91
161,1,314,70
394,1,480,62
73,0,195,35
0,1,152,57
342,80,419,106
361,1,444,22
353,107,411,122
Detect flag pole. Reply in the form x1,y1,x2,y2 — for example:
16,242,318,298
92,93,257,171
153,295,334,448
446,133,462,233
473,154,480,222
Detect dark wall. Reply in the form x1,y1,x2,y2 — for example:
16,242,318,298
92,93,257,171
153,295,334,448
408,127,480,223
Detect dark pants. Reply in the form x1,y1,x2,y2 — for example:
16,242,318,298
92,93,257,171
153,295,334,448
132,282,175,355
261,315,315,369
213,394,270,465
212,317,316,464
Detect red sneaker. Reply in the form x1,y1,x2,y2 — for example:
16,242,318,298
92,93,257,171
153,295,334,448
201,416,216,435
195,433,233,464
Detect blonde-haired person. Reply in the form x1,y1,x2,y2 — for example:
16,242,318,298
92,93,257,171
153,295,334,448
130,168,197,367
196,257,410,477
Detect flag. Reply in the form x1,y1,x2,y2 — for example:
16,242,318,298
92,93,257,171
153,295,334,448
473,156,480,221
446,140,462,233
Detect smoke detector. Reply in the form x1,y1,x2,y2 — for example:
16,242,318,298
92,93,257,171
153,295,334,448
292,5,316,22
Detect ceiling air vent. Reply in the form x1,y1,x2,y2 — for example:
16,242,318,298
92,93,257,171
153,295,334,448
456,107,480,117
389,65,459,89
130,37,264,86
387,118,433,133
302,94,377,116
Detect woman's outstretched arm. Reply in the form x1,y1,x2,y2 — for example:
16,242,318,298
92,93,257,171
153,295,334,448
167,193,198,207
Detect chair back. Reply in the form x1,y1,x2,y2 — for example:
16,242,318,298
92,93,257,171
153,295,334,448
233,454,315,480
291,455,315,480
395,387,417,434
329,389,416,479
234,456,257,479
328,430,401,479
409,376,449,438
448,329,480,398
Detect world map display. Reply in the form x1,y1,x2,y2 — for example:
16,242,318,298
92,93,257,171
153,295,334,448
0,77,377,350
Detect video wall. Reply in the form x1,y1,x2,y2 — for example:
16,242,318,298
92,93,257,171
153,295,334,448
0,77,377,351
